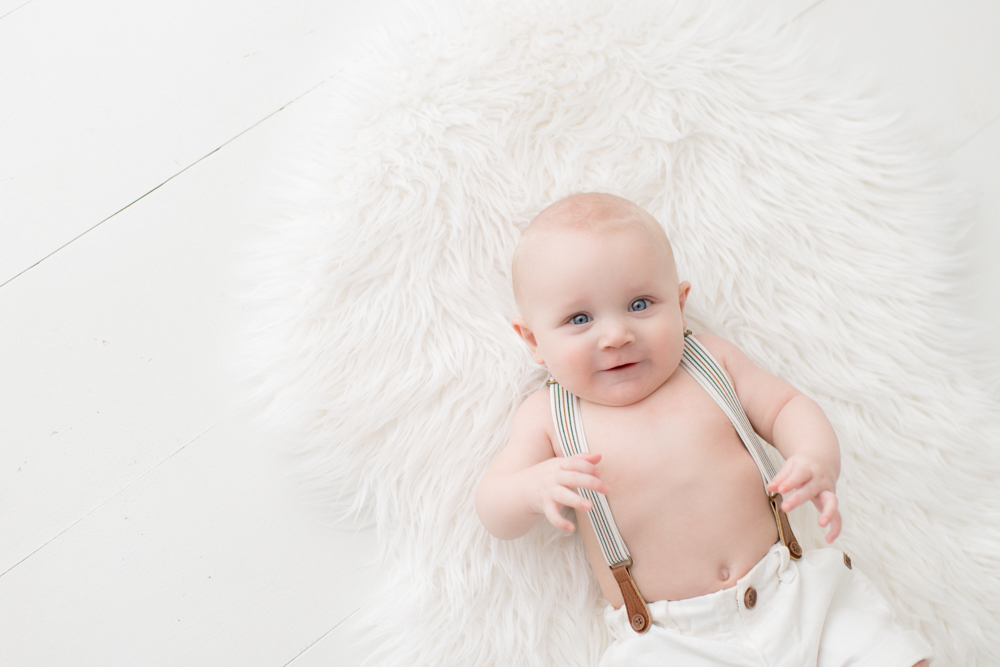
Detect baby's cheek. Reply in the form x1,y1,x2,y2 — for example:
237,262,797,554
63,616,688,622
568,344,594,372
563,343,595,382
544,340,588,388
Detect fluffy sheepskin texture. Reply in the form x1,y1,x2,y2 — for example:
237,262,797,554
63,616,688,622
242,1,1000,664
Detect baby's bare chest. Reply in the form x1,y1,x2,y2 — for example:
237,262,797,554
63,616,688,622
579,376,755,488
572,374,778,603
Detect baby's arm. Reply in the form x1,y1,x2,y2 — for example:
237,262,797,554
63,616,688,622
475,388,610,539
700,334,842,542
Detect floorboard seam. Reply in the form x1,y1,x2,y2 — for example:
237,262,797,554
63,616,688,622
0,0,32,21
947,111,1000,157
0,72,334,291
0,405,242,579
282,604,367,667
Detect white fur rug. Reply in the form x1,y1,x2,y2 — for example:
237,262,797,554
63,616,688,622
242,1,1000,664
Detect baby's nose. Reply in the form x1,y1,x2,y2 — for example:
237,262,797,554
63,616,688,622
598,320,635,349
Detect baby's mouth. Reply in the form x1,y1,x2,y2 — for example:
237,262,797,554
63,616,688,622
605,362,637,372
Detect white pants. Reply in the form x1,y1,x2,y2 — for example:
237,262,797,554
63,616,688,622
601,543,932,667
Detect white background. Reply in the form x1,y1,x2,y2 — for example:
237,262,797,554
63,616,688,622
1,1,997,665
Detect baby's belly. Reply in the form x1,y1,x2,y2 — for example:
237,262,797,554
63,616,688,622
577,441,779,606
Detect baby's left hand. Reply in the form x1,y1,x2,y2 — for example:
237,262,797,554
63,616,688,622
766,455,841,543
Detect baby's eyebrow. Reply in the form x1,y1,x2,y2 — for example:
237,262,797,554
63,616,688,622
549,295,591,313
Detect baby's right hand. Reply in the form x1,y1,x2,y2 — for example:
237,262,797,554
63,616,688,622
519,452,610,532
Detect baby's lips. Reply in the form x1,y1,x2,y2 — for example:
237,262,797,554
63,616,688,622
602,361,638,371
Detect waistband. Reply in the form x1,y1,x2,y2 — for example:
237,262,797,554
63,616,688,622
604,541,795,641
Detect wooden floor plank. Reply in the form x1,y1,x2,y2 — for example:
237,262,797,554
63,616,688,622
0,408,381,667
0,76,303,573
0,0,393,285
0,0,30,19
286,602,383,667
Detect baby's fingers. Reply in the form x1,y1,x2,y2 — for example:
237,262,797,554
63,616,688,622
825,512,842,543
768,463,812,497
779,476,823,513
766,458,796,492
542,497,576,532
814,491,841,542
559,470,610,496
560,454,603,477
551,485,593,514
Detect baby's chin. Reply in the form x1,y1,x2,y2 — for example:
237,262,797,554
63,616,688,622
575,377,660,407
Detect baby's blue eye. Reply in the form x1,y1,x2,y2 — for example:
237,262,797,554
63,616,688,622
630,299,650,312
570,313,591,325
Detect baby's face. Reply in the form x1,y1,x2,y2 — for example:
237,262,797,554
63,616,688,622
513,226,689,407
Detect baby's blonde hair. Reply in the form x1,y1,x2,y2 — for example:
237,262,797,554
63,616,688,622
512,193,676,307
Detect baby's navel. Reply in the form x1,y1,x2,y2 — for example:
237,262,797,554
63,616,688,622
719,566,730,582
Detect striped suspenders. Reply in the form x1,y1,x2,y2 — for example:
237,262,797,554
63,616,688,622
548,332,801,634
680,334,803,563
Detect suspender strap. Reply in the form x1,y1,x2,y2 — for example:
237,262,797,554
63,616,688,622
547,333,802,635
549,384,632,566
679,334,777,484
549,382,650,633
679,332,802,559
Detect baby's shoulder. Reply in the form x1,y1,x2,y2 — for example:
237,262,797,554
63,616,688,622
513,385,553,430
518,385,550,413
509,385,558,456
690,332,739,368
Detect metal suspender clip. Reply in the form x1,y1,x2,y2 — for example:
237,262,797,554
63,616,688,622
609,558,651,633
769,493,803,560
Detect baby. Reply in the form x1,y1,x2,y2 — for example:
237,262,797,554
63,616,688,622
476,194,932,666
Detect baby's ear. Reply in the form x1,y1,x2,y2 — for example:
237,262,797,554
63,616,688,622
678,281,691,312
512,318,545,365
678,281,692,331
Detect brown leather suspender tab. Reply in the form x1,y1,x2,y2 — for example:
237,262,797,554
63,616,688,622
769,493,802,560
611,560,651,633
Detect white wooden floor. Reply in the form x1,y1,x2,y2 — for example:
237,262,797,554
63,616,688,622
1,1,997,665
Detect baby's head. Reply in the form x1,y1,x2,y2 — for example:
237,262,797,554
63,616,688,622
512,193,690,407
